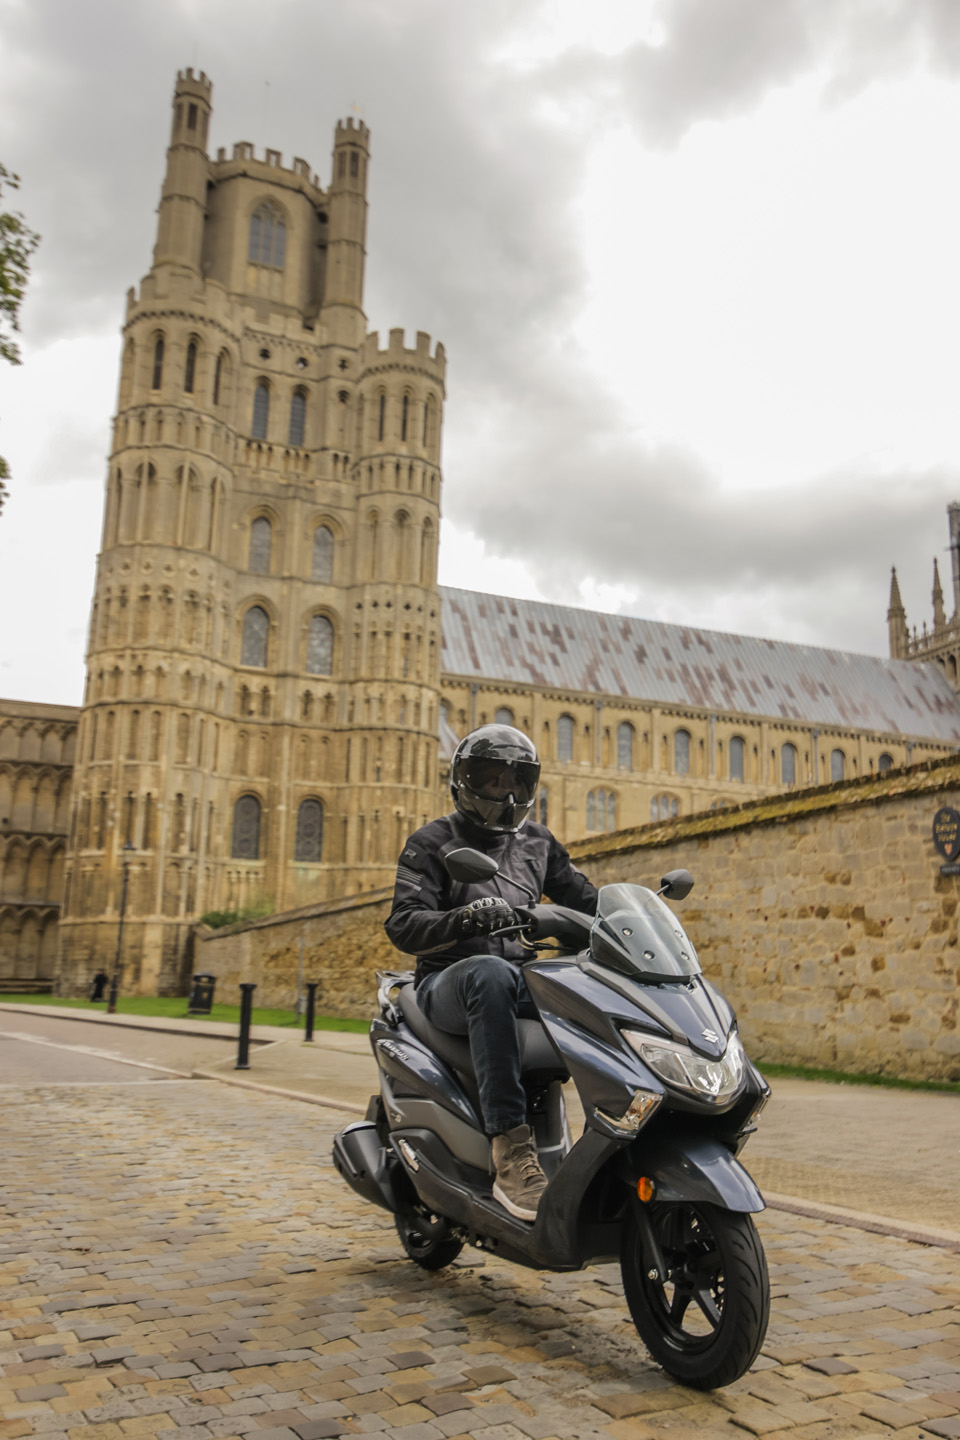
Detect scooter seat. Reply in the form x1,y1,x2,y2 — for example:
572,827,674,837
398,984,568,1083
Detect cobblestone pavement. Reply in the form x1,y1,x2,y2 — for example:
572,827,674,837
3,1083,959,1440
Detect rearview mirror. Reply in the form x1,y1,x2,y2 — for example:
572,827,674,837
443,847,500,883
660,868,694,901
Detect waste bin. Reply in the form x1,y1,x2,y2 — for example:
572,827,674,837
188,973,217,1015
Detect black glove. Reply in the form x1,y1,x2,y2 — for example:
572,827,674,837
457,896,520,938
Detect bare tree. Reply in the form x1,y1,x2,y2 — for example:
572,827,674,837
0,163,40,515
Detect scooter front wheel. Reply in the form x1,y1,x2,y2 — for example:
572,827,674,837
395,1207,464,1271
621,1200,769,1389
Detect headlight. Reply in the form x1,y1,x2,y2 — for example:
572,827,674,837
624,1029,745,1101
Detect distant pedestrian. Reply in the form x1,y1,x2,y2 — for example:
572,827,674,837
89,970,109,1002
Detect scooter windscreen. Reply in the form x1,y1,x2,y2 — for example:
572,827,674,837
589,883,701,982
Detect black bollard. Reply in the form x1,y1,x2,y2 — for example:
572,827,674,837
236,982,257,1070
304,981,319,1043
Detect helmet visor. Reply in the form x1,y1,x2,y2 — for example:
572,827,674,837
459,757,539,807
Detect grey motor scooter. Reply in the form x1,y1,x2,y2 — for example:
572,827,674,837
333,849,771,1389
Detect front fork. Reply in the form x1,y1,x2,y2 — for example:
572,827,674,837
629,1193,670,1282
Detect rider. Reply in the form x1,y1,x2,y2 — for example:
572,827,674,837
385,723,597,1222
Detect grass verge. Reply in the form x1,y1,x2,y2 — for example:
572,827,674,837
0,993,369,1033
759,1060,960,1096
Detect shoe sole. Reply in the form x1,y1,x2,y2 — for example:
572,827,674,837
491,1181,539,1223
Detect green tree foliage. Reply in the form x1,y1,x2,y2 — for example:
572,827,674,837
0,163,40,514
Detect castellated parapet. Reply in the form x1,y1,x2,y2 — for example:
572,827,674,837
57,71,445,996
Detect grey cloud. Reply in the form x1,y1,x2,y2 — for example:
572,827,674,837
534,0,960,150
3,0,956,670
449,384,956,654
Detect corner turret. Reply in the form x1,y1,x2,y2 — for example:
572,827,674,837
153,68,213,276
321,118,370,348
888,566,909,659
933,557,946,631
949,502,960,619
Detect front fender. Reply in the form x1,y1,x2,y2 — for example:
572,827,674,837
622,1132,765,1213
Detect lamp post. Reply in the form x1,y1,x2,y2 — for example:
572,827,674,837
107,840,135,1015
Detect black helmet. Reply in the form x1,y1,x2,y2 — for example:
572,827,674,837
451,724,540,834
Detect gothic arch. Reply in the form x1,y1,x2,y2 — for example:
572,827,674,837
247,197,289,269
303,609,337,676
244,505,281,573
238,597,276,670
362,507,381,581
18,725,41,762
120,337,136,406
393,508,412,581
1,838,27,900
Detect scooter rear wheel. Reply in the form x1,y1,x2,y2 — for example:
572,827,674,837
395,1208,464,1271
621,1199,769,1389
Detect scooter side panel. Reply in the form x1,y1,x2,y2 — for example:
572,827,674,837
381,1093,490,1172
373,1030,480,1127
392,1124,627,1271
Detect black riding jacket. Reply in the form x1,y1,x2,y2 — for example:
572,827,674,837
384,812,599,986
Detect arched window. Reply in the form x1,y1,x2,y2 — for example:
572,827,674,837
288,391,306,447
378,393,386,441
213,351,224,406
651,793,680,822
781,743,797,786
248,202,286,268
232,794,261,859
249,516,272,573
729,735,745,783
495,706,514,726
538,786,548,826
617,721,634,771
588,789,618,831
294,798,324,862
423,397,434,446
557,714,574,764
306,615,334,675
184,340,197,394
251,381,269,439
401,394,409,441
151,336,164,390
241,606,269,668
831,748,845,782
312,525,334,582
878,752,894,773
674,729,690,775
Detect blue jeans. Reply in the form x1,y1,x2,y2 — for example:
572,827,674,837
418,955,539,1135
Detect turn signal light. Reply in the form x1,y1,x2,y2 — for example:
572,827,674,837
637,1176,656,1203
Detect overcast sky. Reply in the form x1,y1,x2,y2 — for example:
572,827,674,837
2,0,960,705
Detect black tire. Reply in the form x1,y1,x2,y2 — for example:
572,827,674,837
395,1208,464,1271
621,1200,769,1389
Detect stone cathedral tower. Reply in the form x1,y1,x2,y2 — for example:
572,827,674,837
58,69,446,994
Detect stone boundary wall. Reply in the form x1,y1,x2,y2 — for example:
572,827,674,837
197,755,960,1079
195,888,397,1019
567,756,960,1081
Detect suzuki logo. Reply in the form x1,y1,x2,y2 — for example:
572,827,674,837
701,1028,719,1043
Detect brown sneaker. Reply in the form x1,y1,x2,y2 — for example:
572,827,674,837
491,1124,548,1222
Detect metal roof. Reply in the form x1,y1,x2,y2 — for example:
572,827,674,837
439,586,960,742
